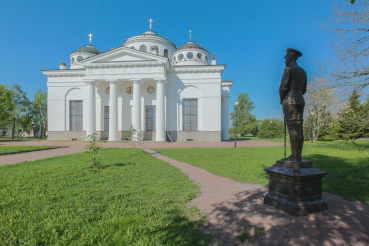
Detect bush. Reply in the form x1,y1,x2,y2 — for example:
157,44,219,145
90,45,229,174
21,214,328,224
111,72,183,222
258,118,284,138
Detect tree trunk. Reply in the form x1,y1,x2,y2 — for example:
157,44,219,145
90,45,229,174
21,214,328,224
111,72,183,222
11,116,15,139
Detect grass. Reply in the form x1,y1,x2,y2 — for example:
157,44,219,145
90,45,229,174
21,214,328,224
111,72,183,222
229,136,289,142
0,146,65,155
0,148,212,245
154,140,369,204
0,137,45,142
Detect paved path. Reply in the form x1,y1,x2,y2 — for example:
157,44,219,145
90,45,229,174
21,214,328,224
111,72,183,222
145,148,369,246
0,139,283,165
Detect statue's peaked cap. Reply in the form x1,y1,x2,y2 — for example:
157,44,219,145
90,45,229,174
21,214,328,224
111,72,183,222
286,48,302,57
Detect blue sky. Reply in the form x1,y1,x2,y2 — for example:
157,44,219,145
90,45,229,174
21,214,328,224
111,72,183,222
0,0,339,120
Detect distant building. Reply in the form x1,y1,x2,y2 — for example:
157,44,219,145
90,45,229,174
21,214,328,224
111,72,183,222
42,27,232,142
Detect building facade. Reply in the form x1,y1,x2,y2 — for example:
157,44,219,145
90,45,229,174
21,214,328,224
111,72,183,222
42,29,232,142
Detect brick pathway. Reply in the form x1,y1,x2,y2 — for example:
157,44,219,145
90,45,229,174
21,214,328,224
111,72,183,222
0,139,283,165
145,148,369,246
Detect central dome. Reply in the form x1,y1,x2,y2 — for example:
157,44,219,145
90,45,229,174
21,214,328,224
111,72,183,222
122,30,176,58
171,40,210,66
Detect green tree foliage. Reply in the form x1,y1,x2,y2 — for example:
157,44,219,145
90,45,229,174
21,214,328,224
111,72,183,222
10,84,31,138
230,93,256,136
258,118,284,139
31,90,47,138
0,85,14,128
337,89,368,140
85,132,103,168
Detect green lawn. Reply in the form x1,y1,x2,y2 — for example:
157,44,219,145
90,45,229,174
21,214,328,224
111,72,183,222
0,137,45,142
0,146,65,155
154,140,369,204
229,136,289,142
0,148,212,245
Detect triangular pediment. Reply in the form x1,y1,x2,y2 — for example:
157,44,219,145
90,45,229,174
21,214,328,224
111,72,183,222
81,46,168,65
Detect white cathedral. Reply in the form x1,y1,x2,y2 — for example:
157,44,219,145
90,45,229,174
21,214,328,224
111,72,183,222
42,25,232,142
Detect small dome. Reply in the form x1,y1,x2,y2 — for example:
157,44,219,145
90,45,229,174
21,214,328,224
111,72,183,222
177,41,207,52
71,45,101,55
142,30,158,35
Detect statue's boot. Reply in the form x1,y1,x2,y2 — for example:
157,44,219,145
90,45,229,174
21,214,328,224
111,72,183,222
285,123,302,161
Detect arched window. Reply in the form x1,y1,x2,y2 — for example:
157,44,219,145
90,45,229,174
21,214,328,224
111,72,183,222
140,45,147,52
150,46,158,55
77,56,83,62
187,52,193,59
205,56,208,64
178,54,184,61
71,57,75,64
197,53,202,60
164,49,169,58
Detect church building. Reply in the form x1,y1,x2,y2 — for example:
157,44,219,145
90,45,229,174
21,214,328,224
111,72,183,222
42,24,232,142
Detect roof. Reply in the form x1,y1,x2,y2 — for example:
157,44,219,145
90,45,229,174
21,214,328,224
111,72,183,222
122,30,177,49
72,45,102,55
176,41,207,52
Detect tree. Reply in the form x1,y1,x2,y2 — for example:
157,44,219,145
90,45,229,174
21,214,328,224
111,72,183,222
230,93,256,136
10,84,30,138
321,0,369,89
124,125,144,152
337,89,368,140
258,119,284,139
85,132,103,168
0,85,14,133
31,90,47,138
303,78,339,142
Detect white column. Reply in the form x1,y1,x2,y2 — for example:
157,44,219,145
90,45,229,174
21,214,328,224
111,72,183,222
155,80,166,141
108,80,119,141
221,95,230,140
131,79,142,133
85,81,95,140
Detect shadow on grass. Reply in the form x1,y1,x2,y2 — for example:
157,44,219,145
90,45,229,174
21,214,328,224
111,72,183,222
304,154,369,203
147,213,214,245
101,162,136,168
202,187,369,245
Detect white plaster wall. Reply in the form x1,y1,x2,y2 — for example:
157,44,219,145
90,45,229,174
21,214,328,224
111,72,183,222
166,71,222,132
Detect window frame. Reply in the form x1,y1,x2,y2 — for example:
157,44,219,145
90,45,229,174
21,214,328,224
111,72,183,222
104,106,109,131
69,100,83,131
140,45,147,52
182,99,198,132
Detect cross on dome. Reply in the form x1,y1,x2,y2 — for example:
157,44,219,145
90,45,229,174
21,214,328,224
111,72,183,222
89,34,92,44
149,19,153,31
189,30,192,40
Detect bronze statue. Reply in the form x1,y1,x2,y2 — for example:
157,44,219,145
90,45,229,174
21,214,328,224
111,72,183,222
279,48,307,161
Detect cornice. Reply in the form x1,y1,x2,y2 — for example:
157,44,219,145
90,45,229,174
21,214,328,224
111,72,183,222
169,65,226,74
41,69,86,76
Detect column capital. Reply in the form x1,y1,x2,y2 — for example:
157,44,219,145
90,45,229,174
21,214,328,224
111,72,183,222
129,79,143,84
154,78,167,84
108,79,120,85
84,79,96,85
221,93,231,98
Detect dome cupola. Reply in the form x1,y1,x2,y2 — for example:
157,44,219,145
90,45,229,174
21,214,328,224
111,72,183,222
122,27,176,58
171,41,210,66
69,44,101,69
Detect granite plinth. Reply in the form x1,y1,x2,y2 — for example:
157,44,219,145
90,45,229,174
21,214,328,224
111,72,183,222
264,160,328,216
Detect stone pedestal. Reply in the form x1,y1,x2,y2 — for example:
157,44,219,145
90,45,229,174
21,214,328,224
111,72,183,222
264,160,328,216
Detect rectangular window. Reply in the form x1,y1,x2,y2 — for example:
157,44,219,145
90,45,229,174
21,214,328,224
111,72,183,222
69,101,83,131
104,106,109,131
146,106,156,131
183,99,198,131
